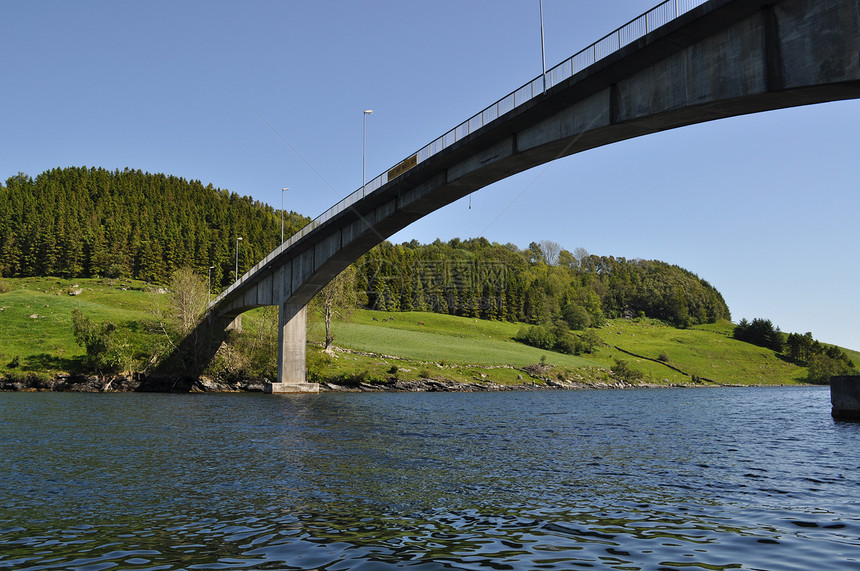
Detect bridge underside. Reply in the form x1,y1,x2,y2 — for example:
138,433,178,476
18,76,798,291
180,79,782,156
210,0,860,391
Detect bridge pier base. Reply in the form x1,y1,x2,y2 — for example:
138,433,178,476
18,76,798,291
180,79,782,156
226,314,242,332
267,303,319,394
831,376,860,421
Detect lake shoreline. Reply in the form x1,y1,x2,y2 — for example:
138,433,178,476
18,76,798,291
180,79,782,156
0,371,802,393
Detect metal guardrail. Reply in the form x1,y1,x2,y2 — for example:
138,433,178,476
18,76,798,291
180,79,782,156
212,0,709,308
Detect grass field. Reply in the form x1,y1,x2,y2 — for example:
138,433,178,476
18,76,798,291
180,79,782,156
310,309,811,386
0,277,842,386
600,318,806,385
311,310,601,368
0,277,165,375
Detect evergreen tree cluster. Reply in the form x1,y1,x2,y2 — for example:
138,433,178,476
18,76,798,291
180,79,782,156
1,167,731,330
784,331,855,383
733,318,783,351
733,318,856,384
356,237,730,327
0,167,309,288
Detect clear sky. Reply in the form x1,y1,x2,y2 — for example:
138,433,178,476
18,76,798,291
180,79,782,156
3,1,858,350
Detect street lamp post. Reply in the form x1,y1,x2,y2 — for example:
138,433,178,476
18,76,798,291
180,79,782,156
281,187,289,244
363,109,373,197
208,266,214,303
540,0,547,94
235,237,243,282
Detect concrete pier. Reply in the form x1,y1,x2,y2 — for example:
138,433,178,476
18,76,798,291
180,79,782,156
830,376,860,420
269,303,319,393
264,381,319,394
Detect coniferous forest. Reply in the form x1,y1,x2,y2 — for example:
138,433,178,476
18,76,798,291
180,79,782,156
356,239,730,328
1,167,730,327
0,167,309,289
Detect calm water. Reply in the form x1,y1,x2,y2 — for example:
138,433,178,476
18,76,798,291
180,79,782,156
0,387,858,570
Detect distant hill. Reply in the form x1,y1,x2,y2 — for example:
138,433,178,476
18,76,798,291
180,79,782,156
2,167,730,328
355,238,730,328
0,277,801,387
0,167,309,289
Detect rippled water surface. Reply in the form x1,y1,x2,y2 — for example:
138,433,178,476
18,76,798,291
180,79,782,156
1,387,858,570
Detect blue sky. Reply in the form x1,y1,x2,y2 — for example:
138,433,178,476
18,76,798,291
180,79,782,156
3,1,859,350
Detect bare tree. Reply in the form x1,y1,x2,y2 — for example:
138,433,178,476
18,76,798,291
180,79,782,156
538,240,562,266
149,267,210,374
312,265,357,351
168,267,208,335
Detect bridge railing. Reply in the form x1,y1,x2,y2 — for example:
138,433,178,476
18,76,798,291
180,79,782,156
212,0,709,308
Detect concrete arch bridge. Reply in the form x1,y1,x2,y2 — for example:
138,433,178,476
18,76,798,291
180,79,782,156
202,0,860,392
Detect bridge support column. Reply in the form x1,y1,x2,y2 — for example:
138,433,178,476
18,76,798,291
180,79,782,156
266,303,318,394
831,376,860,421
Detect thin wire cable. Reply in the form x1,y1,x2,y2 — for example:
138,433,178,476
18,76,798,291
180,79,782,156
479,109,606,235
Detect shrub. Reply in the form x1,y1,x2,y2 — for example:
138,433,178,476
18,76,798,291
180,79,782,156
657,353,670,363
354,370,386,385
611,358,643,382
71,309,134,373
104,264,123,279
562,304,591,330
514,325,556,351
577,329,602,354
554,334,578,355
807,353,854,385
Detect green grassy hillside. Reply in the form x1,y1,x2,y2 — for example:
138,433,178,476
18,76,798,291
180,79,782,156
0,277,840,387
308,309,809,386
0,277,165,374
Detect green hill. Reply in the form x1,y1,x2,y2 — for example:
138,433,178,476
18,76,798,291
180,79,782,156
0,168,853,388
355,239,731,328
307,309,809,387
0,277,165,375
1,168,730,328
0,277,830,388
0,167,309,289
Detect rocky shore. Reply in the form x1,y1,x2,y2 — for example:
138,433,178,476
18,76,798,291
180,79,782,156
320,377,620,392
0,372,647,393
0,373,267,393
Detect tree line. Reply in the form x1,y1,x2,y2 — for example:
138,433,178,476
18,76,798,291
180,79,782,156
0,167,309,289
355,237,731,328
733,317,855,383
2,168,730,331
8,166,854,384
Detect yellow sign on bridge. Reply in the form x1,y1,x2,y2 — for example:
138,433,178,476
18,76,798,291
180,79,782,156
387,154,417,182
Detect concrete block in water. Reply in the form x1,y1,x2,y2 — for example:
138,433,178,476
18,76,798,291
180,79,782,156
831,376,860,420
265,382,319,394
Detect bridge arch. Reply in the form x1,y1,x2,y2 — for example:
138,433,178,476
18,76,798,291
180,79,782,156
208,0,860,391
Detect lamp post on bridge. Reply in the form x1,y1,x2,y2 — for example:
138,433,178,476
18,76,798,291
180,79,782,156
363,109,373,197
208,266,214,303
540,0,547,94
281,187,289,244
235,236,243,283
